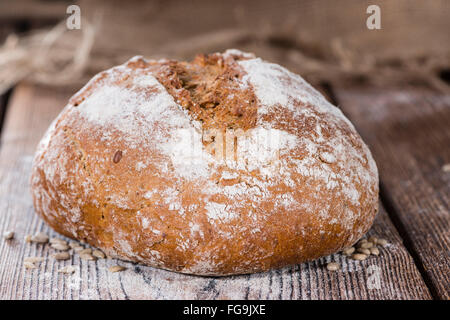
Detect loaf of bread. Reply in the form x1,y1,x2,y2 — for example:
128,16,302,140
31,49,379,276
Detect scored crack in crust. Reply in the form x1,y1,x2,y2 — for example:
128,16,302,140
154,53,258,131
30,49,379,276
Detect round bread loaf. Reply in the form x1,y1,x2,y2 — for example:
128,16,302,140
31,49,379,276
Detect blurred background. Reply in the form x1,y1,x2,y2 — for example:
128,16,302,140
0,0,449,96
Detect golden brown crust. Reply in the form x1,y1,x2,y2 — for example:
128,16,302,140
31,49,379,275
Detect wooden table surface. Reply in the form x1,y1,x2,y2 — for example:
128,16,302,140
0,83,448,300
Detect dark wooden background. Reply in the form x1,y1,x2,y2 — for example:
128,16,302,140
0,0,448,300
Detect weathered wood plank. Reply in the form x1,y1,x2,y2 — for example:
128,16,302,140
0,84,431,299
335,88,450,299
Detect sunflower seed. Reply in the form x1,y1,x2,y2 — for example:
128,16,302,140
342,247,355,256
69,241,79,249
370,247,380,256
31,232,49,244
58,265,76,274
53,252,71,260
357,241,373,249
51,243,70,251
357,248,371,255
24,261,37,269
73,245,84,252
368,236,378,244
3,230,14,240
326,262,340,271
80,253,95,261
24,257,45,263
108,265,126,273
351,253,368,261
50,238,67,245
79,248,92,255
113,150,123,163
92,250,105,259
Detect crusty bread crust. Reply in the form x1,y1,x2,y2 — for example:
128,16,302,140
30,49,378,275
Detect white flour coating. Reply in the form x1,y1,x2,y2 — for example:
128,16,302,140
135,161,147,171
143,190,155,199
205,202,237,222
232,126,298,174
238,56,349,122
160,127,212,179
237,52,378,210
223,48,256,59
75,76,207,165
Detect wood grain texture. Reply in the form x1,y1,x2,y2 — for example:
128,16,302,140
0,84,431,299
335,88,450,299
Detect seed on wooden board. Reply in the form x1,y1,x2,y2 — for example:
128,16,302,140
357,248,371,255
108,265,126,273
377,238,388,246
342,247,355,256
73,245,84,252
24,261,37,269
358,242,373,249
326,262,340,271
24,257,45,263
351,253,368,261
51,243,70,251
50,238,67,245
368,236,378,244
370,247,380,256
53,252,71,260
31,232,49,244
69,241,79,249
92,250,105,259
58,265,76,274
80,253,96,261
442,163,450,172
113,150,123,163
25,235,32,243
79,248,92,255
3,230,14,240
